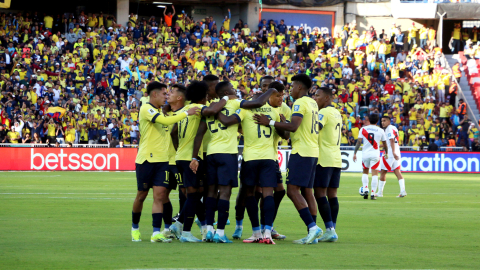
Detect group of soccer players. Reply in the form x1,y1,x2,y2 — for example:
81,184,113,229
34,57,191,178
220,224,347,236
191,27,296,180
130,74,404,245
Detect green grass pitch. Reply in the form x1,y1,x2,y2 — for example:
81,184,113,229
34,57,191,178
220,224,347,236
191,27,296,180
1,172,479,269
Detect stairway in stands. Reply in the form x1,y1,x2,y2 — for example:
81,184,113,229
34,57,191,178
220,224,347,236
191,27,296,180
444,54,480,125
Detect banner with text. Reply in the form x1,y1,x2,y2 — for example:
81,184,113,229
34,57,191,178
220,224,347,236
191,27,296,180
260,9,335,35
0,148,137,171
239,149,480,173
2,147,479,173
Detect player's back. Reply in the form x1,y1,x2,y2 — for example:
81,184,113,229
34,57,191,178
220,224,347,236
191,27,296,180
385,125,401,156
176,103,205,161
202,98,219,154
359,125,386,159
206,99,243,155
290,96,319,158
236,103,280,162
136,103,170,164
318,105,343,168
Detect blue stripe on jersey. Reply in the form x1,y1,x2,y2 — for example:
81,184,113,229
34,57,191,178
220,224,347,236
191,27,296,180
292,113,303,118
151,113,160,123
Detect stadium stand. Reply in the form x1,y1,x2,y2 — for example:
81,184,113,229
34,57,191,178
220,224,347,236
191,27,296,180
0,9,478,151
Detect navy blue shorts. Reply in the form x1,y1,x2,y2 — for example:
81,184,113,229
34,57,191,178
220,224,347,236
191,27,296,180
276,161,283,184
135,161,170,191
206,154,238,187
168,165,180,190
314,164,341,188
286,154,317,188
177,160,204,188
242,159,278,188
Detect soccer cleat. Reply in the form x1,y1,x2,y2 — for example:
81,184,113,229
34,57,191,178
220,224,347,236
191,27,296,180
318,229,338,242
179,232,202,243
376,192,383,197
305,227,323,244
232,227,243,239
271,228,286,240
310,238,319,244
397,191,407,198
205,231,215,242
162,229,175,239
364,194,368,200
292,236,307,244
243,235,263,243
195,218,202,233
371,195,376,200
262,236,276,245
213,234,233,243
131,229,141,242
151,233,172,243
169,221,183,239
201,228,208,242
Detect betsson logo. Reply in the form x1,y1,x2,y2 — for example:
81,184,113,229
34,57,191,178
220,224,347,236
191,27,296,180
30,149,119,170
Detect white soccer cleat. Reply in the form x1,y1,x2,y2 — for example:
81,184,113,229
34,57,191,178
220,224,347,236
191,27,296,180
375,192,383,197
396,191,407,198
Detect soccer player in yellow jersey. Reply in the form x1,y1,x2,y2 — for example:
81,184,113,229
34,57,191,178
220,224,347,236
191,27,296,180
131,82,200,243
169,81,229,242
232,76,289,240
216,91,286,244
190,81,276,243
313,87,343,242
255,74,322,244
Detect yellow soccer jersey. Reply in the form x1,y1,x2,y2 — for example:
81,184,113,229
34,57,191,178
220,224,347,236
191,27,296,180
206,99,244,155
166,110,178,165
318,105,343,168
176,103,206,161
135,103,188,164
290,96,319,158
272,102,292,160
202,98,219,153
235,104,280,162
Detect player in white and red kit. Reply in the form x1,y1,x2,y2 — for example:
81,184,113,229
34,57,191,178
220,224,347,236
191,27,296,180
353,114,388,200
379,114,407,198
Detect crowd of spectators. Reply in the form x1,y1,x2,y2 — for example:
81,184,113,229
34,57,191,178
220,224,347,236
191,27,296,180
0,8,479,151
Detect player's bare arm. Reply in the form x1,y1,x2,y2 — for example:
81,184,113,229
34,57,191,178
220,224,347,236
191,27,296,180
254,114,302,133
241,88,276,109
353,139,362,162
390,138,399,160
170,123,179,150
189,121,207,173
216,112,239,127
382,141,388,159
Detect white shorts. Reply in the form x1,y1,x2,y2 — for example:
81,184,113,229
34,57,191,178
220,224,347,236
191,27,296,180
362,157,381,170
381,156,401,171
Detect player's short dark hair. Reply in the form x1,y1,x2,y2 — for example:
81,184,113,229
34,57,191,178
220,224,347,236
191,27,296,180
368,113,379,124
291,74,312,90
318,87,333,97
203,74,219,82
260,75,274,84
268,81,285,93
147,82,167,95
215,81,231,96
172,84,186,98
186,81,208,103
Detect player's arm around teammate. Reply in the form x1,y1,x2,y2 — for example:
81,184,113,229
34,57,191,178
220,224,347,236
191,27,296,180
255,74,322,244
131,82,200,243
